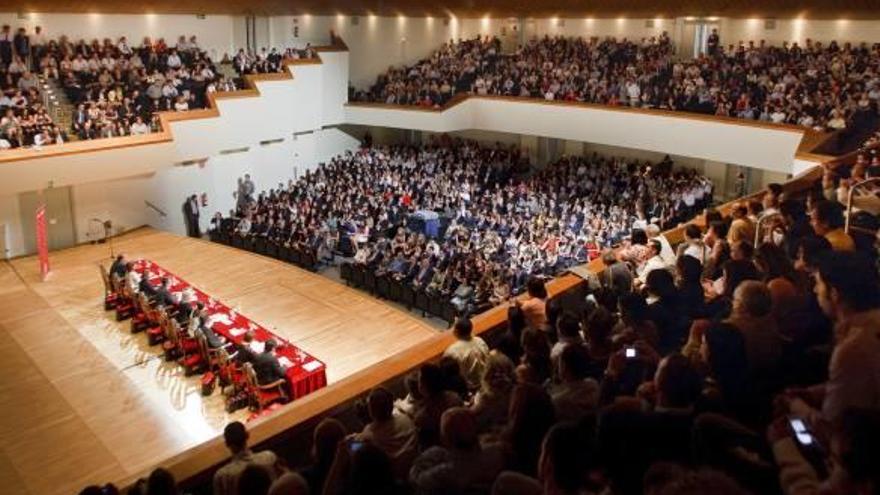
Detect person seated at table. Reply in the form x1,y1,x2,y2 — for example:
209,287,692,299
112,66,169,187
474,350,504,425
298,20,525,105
236,330,258,364
154,277,176,308
253,339,287,386
109,254,127,283
137,271,157,298
195,303,227,349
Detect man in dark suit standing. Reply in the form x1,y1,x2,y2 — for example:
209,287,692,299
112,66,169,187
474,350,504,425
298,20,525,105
252,339,287,386
0,25,12,67
183,194,200,238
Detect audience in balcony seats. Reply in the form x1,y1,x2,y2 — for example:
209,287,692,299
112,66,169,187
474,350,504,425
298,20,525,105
231,44,316,75
0,27,324,147
213,421,280,495
354,34,880,134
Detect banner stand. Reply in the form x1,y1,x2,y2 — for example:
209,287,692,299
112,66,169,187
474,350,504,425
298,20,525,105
36,204,50,281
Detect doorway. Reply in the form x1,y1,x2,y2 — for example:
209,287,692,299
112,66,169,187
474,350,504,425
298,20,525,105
18,186,76,255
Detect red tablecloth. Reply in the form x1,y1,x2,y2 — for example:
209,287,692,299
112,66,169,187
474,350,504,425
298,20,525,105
134,260,327,399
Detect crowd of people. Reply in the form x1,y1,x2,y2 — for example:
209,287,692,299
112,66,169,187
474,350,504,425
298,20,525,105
227,44,318,75
214,139,712,311
0,23,322,148
352,33,880,132
0,24,66,148
85,150,880,495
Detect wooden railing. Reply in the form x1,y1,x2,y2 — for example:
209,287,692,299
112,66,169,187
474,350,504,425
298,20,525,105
0,33,349,165
115,142,837,493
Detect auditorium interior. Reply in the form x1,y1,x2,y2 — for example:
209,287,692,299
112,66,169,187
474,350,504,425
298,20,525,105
1,1,880,495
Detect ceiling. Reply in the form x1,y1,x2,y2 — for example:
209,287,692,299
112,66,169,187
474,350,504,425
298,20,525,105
12,0,880,18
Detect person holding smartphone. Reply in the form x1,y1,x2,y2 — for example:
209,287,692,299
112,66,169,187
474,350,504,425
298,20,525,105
768,409,880,495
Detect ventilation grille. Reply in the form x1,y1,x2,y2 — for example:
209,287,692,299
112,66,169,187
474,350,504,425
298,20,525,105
260,138,285,146
645,19,655,28
765,19,777,30
352,16,360,26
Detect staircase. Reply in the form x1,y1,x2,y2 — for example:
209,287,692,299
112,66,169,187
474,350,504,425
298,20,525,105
39,75,76,141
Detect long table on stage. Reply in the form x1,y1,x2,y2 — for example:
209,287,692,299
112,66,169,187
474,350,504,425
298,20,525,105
135,259,327,399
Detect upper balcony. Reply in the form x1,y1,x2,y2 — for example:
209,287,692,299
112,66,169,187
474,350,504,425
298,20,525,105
345,95,835,175
0,36,349,196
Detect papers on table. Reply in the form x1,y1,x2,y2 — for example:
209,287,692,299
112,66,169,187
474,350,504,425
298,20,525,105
229,327,247,337
302,360,322,372
249,341,265,354
278,356,293,369
208,313,233,326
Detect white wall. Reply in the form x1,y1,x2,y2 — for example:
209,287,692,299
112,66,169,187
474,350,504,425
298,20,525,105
0,13,237,61
273,15,510,88
719,18,880,46
345,98,806,173
0,193,23,258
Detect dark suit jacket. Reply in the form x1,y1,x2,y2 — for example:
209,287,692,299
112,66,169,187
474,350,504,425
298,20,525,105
252,351,286,385
199,323,225,349
155,286,175,307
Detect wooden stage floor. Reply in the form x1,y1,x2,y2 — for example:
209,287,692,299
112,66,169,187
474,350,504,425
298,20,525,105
0,228,438,495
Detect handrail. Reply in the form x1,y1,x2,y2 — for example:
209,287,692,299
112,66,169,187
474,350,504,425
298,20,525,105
754,211,785,248
845,177,880,234
145,200,168,218
0,32,348,165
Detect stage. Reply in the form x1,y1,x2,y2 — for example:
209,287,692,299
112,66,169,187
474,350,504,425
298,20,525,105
0,228,438,495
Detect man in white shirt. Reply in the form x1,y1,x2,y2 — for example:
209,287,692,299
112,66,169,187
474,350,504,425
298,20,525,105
213,422,279,495
443,317,489,390
166,49,182,69
637,239,668,285
645,223,676,266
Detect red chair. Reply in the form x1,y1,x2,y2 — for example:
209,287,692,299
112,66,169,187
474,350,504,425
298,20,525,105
111,276,136,321
132,292,156,334
140,293,166,345
161,317,202,374
216,346,245,398
243,362,288,412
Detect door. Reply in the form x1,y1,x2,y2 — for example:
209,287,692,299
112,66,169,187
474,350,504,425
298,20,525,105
0,223,6,259
692,22,720,57
19,186,76,255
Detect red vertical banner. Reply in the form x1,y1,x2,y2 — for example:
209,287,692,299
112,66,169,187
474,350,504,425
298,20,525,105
36,204,50,281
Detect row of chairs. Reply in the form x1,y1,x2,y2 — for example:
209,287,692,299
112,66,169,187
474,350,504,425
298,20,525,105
209,230,319,271
339,262,459,323
98,264,289,412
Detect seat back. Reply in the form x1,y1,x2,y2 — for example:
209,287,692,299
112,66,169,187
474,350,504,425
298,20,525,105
243,362,258,389
195,331,210,366
99,264,112,294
